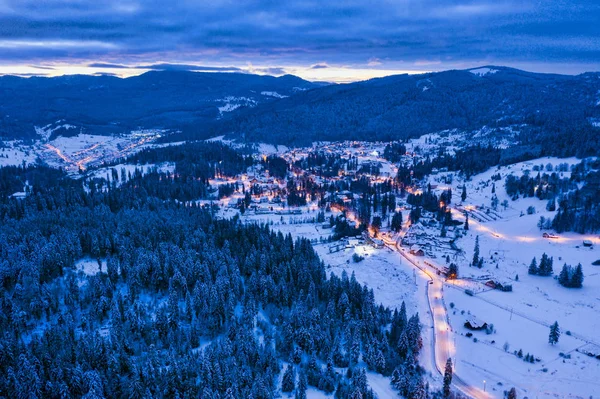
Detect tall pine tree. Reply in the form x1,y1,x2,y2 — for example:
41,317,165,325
472,236,480,266
443,358,453,397
549,321,560,345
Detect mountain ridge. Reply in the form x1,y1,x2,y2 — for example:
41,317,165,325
0,70,321,140
213,66,600,156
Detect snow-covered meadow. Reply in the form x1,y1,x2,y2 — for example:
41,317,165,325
424,156,600,398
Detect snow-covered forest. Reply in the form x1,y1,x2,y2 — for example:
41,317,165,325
0,164,426,398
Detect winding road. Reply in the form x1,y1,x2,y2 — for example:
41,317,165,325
385,239,493,398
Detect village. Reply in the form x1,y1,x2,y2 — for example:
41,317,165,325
7,130,600,398
200,139,600,399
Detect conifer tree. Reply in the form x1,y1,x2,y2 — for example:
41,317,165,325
448,263,458,279
282,365,295,393
295,371,307,399
391,212,403,232
549,321,560,345
528,257,538,275
443,358,453,397
472,236,480,266
571,263,584,288
558,264,570,287
538,253,553,276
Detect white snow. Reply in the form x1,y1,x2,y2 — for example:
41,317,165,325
35,121,79,141
420,155,600,398
0,130,165,173
261,91,288,98
216,96,257,115
75,257,106,276
219,204,437,395
88,162,176,183
257,142,290,156
218,103,241,113
0,142,37,167
470,68,499,77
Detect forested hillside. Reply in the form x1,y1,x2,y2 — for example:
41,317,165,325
221,67,600,156
0,165,427,398
0,71,318,140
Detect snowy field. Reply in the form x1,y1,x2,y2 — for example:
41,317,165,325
0,129,165,173
422,156,600,398
43,131,164,172
0,142,38,166
88,162,176,183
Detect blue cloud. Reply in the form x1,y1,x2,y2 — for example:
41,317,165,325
88,62,243,72
134,63,243,72
88,62,129,69
0,0,598,74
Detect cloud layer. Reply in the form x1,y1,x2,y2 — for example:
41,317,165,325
0,0,598,77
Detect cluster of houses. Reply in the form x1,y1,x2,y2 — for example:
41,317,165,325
401,222,457,259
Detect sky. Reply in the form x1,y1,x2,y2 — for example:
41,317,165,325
0,0,599,82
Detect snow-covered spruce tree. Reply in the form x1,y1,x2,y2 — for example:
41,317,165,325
571,263,584,288
558,264,570,286
472,235,480,266
295,370,307,399
538,253,553,276
282,365,295,393
528,257,538,275
549,321,561,345
443,358,453,397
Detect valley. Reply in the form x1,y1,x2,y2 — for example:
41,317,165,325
2,67,600,399
54,130,599,399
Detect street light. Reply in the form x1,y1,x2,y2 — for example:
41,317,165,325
483,380,486,392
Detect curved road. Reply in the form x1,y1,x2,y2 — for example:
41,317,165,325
428,278,492,399
386,240,493,399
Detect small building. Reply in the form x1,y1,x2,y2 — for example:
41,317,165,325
577,344,600,360
485,280,513,292
362,231,384,249
371,238,384,249
583,240,593,247
464,316,488,331
410,245,425,256
348,238,361,247
9,191,27,200
484,280,497,289
542,232,558,239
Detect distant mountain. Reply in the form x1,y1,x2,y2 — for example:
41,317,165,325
220,66,600,156
0,71,322,140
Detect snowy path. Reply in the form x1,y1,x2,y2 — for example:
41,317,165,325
388,242,492,398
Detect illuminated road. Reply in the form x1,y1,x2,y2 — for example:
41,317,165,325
42,133,162,173
451,205,600,245
386,239,493,399
429,278,493,399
